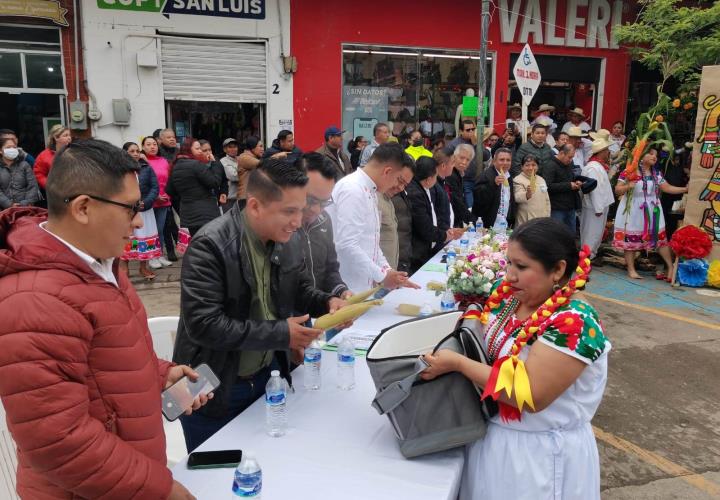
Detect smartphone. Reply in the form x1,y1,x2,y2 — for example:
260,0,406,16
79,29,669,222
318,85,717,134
161,363,220,421
187,449,242,469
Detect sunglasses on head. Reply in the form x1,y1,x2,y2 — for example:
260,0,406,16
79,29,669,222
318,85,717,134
64,194,142,217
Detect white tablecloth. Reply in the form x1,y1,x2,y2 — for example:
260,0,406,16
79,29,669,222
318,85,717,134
172,252,465,499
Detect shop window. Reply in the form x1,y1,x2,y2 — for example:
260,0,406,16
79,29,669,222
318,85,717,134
25,54,64,89
0,52,22,88
342,45,493,144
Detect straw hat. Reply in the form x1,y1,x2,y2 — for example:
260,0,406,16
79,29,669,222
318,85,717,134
566,126,588,138
589,128,610,141
567,107,587,119
507,102,522,111
591,137,612,154
533,103,555,115
482,126,495,142
534,116,553,128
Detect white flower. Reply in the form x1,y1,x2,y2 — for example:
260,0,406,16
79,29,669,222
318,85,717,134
482,282,492,293
448,268,457,278
460,272,469,279
483,269,495,280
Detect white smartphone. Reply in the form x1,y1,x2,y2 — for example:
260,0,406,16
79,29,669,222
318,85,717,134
161,363,220,421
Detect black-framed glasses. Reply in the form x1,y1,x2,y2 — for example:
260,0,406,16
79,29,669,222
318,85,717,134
63,194,142,217
306,194,333,208
465,127,476,132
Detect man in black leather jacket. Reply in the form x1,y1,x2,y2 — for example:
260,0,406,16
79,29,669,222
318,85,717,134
173,158,345,451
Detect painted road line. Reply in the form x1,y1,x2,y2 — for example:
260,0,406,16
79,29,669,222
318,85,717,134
584,292,720,332
593,426,720,496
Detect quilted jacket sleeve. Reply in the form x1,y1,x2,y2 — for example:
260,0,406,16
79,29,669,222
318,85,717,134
0,291,173,499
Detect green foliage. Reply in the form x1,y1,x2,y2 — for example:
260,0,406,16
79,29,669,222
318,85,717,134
614,0,720,91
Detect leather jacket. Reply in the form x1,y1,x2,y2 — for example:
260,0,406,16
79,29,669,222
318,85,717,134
172,204,332,417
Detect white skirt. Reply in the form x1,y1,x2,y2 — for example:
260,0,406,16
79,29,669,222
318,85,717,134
460,421,601,500
121,209,162,261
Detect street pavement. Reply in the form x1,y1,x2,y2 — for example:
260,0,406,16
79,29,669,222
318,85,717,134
134,260,720,498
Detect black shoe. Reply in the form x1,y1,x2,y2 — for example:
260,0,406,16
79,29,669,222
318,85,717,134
167,251,178,262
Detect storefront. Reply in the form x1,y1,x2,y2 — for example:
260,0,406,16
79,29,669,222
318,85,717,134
291,0,635,151
0,0,80,155
80,0,292,152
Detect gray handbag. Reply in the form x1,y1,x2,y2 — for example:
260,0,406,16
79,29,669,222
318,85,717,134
366,306,498,458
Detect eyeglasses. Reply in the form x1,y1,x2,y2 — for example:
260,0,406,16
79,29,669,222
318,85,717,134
64,194,142,217
464,128,476,132
306,194,333,208
396,175,411,189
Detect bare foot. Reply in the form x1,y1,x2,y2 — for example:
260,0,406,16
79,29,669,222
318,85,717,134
628,272,643,279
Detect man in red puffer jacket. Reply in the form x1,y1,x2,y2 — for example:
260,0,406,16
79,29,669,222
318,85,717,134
0,139,207,499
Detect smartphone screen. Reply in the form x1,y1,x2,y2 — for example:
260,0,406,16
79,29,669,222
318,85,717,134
187,449,242,469
161,363,220,421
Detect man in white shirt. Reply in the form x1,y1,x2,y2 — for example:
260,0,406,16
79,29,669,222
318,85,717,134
220,138,239,212
561,107,591,133
581,138,616,261
566,126,592,172
329,143,420,293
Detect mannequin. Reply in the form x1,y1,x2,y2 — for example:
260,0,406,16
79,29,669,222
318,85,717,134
455,88,476,138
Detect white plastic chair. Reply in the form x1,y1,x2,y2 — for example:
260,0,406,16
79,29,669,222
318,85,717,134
147,316,187,467
0,402,19,500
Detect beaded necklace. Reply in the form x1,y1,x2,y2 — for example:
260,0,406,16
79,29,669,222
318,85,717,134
470,245,593,422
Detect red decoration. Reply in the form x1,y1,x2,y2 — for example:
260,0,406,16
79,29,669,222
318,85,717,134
670,225,713,260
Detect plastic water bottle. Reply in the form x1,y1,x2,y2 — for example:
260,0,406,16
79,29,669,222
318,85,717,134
459,234,469,253
493,215,508,240
440,289,456,312
446,249,457,271
265,371,287,437
476,217,484,235
419,302,433,317
336,336,356,390
467,221,477,241
304,339,322,390
232,451,262,497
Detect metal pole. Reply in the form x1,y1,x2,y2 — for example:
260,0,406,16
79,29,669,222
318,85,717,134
476,0,491,166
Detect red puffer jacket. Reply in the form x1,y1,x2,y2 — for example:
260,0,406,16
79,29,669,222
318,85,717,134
0,207,174,499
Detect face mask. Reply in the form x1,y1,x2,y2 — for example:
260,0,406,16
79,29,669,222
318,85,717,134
2,147,19,160
412,139,423,147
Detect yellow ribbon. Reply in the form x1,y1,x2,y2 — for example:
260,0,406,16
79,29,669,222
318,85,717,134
513,360,535,412
495,357,516,398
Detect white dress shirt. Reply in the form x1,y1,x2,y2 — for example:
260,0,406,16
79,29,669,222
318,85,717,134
328,168,390,292
39,222,118,286
581,161,615,214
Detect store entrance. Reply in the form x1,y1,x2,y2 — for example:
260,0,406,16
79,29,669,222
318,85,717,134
165,101,265,155
508,54,601,131
0,93,64,157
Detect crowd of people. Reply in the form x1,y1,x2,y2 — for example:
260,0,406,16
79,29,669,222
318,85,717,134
0,106,690,499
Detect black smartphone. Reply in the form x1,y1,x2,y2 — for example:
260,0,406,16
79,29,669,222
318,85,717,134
187,450,243,469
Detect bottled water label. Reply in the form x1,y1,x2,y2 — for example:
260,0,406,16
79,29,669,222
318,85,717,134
233,469,262,497
266,392,285,405
339,354,354,363
304,351,321,363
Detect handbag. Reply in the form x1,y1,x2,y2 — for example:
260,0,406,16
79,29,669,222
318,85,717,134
176,227,192,256
366,305,497,458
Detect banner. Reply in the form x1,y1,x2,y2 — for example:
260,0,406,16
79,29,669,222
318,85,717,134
96,0,265,20
685,65,720,260
0,0,69,26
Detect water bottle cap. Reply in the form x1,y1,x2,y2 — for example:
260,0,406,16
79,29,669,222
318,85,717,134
270,370,280,377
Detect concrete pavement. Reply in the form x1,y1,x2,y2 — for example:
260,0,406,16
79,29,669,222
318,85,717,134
135,261,720,498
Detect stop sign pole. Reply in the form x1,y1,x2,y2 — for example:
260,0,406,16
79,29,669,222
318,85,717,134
513,44,541,143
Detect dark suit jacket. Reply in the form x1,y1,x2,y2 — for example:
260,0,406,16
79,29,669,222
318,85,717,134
406,179,446,272
472,166,516,228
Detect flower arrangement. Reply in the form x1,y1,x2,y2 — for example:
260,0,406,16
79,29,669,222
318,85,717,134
708,260,720,289
670,225,713,260
677,259,709,288
447,233,508,307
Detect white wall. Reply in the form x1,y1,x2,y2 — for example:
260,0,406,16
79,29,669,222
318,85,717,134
80,0,292,146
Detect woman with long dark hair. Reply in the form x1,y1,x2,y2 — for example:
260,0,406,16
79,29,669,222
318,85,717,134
166,137,221,236
141,136,174,269
348,135,367,171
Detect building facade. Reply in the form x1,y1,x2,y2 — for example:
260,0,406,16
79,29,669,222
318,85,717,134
80,0,292,152
291,0,635,151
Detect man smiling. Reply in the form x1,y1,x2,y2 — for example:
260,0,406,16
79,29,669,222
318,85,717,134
173,158,345,452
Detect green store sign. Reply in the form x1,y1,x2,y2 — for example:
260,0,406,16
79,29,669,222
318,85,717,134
97,0,265,19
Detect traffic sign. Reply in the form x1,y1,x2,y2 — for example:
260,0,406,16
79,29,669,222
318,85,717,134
513,44,541,106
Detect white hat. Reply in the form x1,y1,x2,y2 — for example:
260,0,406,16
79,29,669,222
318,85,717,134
591,137,612,154
567,107,587,119
507,102,522,111
566,126,588,138
533,103,555,115
589,129,610,141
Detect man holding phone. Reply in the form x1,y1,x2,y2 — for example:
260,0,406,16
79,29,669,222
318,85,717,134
0,140,206,499
173,158,345,452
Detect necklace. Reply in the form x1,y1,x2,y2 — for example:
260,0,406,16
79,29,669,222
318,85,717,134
484,298,519,362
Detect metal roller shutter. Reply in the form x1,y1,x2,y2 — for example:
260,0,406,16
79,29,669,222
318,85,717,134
161,37,267,103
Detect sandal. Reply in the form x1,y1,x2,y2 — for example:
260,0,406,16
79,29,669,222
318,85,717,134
140,270,157,281
655,272,667,281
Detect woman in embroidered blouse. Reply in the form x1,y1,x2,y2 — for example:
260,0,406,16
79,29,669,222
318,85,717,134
422,217,610,500
613,148,688,280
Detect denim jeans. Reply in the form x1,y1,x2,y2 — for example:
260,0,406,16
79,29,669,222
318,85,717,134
153,206,170,255
551,209,577,235
179,363,275,452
